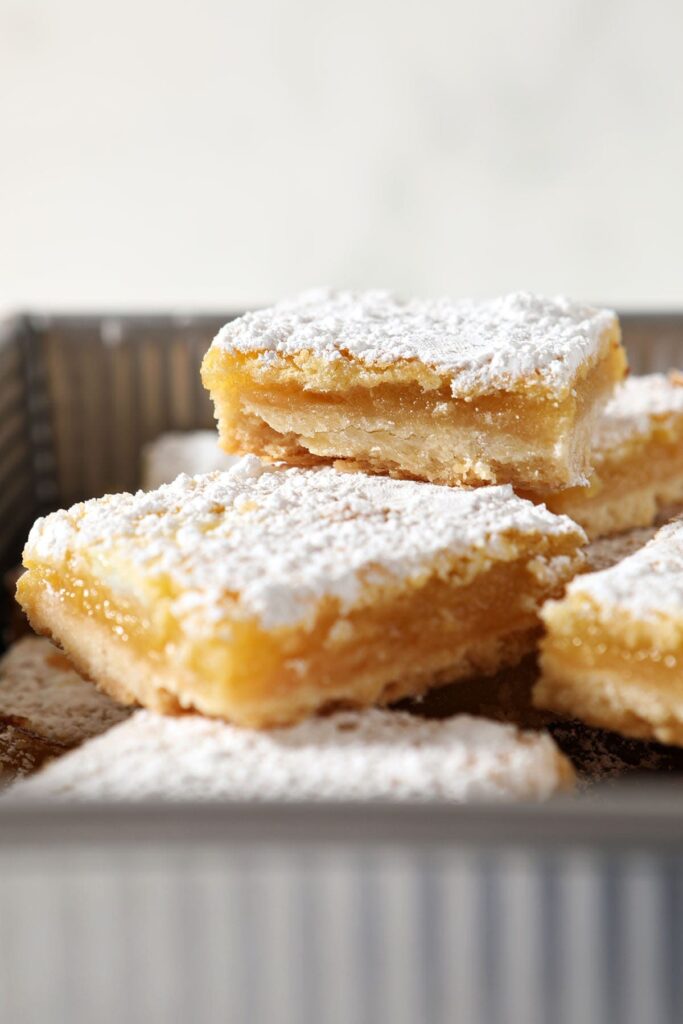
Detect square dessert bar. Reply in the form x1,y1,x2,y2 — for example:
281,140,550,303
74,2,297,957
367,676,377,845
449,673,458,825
537,518,683,745
534,373,683,538
9,708,574,802
201,289,626,491
18,458,585,729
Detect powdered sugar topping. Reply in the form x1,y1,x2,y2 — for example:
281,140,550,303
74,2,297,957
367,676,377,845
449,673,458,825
211,289,618,397
594,373,683,453
24,459,584,631
564,517,683,621
8,708,570,802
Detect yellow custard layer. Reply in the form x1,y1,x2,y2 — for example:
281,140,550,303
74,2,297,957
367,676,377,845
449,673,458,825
19,546,576,727
543,431,683,536
537,594,683,743
202,337,626,490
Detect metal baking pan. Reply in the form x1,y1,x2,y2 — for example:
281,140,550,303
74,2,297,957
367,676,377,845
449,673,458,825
2,310,683,1024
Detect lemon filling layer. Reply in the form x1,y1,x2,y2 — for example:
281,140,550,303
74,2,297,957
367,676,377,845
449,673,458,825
204,341,626,489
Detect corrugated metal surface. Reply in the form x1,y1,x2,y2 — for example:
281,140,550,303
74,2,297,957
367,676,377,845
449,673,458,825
27,314,227,507
623,314,683,375
0,317,33,569
0,842,681,1024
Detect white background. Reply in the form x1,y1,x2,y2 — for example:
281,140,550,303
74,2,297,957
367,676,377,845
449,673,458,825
1,0,681,311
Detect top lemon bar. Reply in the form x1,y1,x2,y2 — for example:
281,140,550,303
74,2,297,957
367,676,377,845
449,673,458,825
202,289,626,491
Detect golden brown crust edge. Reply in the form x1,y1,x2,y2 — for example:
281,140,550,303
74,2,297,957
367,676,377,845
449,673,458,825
544,471,683,540
535,651,683,747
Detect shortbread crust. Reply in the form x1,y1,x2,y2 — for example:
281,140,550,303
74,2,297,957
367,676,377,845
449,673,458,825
537,373,683,538
18,458,585,728
202,290,626,491
8,708,574,801
537,518,683,744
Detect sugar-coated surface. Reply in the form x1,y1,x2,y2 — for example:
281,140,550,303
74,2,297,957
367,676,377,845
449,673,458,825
0,637,131,745
24,458,584,631
141,431,238,490
9,708,569,802
563,518,683,621
595,373,683,451
211,289,617,397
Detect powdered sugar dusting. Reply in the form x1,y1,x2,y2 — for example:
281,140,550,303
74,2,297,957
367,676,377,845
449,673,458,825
23,460,585,631
211,289,617,397
8,708,570,802
563,517,683,621
0,637,131,745
593,373,683,453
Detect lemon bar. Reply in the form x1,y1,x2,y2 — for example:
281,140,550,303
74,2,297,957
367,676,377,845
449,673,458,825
537,373,683,538
8,708,574,801
201,289,626,491
18,458,585,729
537,518,683,744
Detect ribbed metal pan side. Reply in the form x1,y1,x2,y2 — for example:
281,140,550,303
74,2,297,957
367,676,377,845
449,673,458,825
0,317,35,571
0,843,680,1024
33,314,230,508
621,313,683,374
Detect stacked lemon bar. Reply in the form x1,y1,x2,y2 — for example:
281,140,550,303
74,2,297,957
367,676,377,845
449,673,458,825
17,286,683,802
527,371,683,537
537,520,683,745
528,372,683,747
